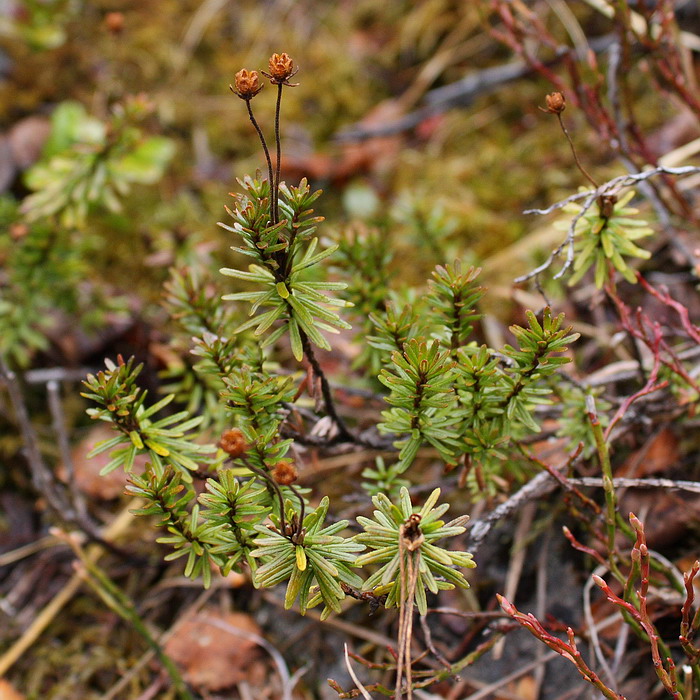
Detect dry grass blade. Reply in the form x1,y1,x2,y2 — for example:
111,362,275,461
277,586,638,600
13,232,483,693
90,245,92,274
344,644,373,700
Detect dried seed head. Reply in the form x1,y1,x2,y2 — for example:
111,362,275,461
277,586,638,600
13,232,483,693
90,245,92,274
272,460,298,485
219,428,249,457
401,514,424,551
104,11,125,34
231,69,262,99
263,52,299,86
542,91,566,115
268,53,294,81
10,223,29,240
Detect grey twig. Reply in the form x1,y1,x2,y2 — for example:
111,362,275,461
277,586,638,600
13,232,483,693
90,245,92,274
466,471,700,556
466,470,559,555
0,357,75,520
24,366,93,384
335,36,618,143
47,379,87,520
419,614,451,670
343,644,373,700
568,476,700,494
523,166,700,217
584,568,618,689
0,357,139,561
516,190,597,284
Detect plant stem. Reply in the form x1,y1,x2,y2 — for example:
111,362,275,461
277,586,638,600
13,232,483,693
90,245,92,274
588,396,626,584
273,82,284,226
557,113,599,190
244,99,275,220
299,329,354,443
239,456,288,535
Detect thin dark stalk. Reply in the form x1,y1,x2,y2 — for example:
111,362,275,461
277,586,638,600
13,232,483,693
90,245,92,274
241,457,305,540
299,330,353,442
273,82,284,226
239,455,288,534
244,99,275,220
556,113,599,190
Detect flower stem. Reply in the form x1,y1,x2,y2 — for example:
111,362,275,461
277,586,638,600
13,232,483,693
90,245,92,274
299,329,353,443
273,82,284,225
557,113,599,190
244,99,275,222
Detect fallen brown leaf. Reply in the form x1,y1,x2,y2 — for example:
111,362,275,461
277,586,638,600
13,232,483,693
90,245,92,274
0,679,25,700
164,610,263,691
60,424,148,500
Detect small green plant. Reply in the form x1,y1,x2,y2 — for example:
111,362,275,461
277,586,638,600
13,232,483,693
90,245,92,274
521,92,656,290
562,190,653,287
79,55,591,698
81,356,214,479
0,195,127,366
22,98,174,228
252,495,365,619
355,487,474,614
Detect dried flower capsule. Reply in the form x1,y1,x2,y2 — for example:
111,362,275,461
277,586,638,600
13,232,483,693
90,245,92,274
262,52,299,86
104,11,125,34
219,428,249,457
272,460,298,485
231,69,263,100
541,91,566,114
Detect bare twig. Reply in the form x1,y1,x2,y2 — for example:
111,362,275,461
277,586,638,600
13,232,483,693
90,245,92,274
419,614,451,670
566,476,700,495
47,379,87,521
523,167,700,217
492,500,537,660
584,567,618,689
515,190,597,284
0,357,76,520
299,329,355,443
466,470,559,555
24,366,93,384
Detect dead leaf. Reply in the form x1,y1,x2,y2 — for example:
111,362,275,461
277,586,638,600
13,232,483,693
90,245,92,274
8,116,51,169
164,611,262,691
619,490,700,550
619,427,680,478
514,674,538,700
0,679,25,700
60,424,148,499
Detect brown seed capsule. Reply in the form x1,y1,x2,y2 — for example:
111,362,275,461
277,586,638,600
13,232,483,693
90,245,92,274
231,69,263,99
542,91,566,114
10,223,29,240
104,11,125,34
268,53,293,80
219,428,249,457
272,460,298,485
263,53,299,86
